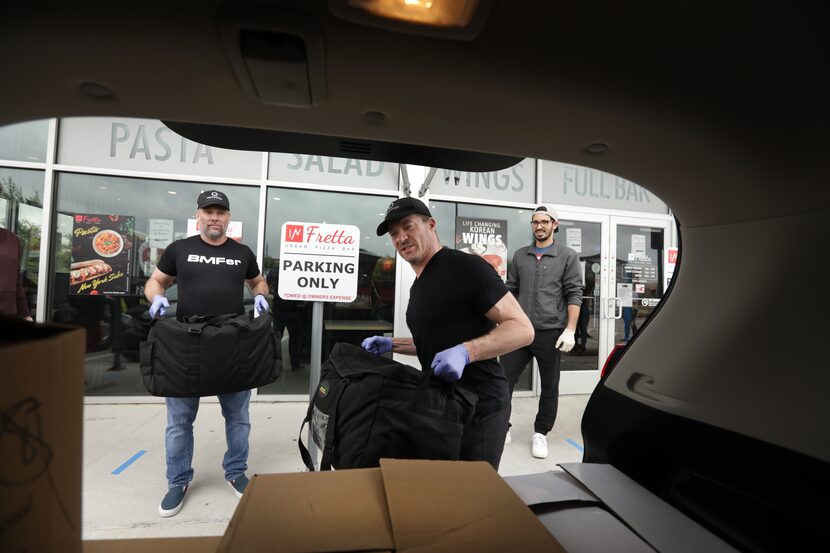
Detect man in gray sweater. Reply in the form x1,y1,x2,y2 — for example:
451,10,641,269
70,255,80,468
502,205,583,458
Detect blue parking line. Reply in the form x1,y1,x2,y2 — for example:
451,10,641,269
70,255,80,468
112,450,146,475
566,438,584,452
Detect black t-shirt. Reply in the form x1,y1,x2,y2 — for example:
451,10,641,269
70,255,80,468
406,248,510,412
157,235,260,318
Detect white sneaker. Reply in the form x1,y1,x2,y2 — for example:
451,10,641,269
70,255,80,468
504,430,512,445
531,433,548,459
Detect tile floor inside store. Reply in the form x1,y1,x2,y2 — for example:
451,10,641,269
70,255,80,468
83,395,590,541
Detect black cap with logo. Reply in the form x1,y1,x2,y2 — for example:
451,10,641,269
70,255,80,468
197,190,230,210
376,197,432,236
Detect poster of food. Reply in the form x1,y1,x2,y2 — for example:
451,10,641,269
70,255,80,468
70,213,134,295
455,217,508,280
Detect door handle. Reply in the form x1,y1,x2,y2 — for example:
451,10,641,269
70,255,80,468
606,297,622,319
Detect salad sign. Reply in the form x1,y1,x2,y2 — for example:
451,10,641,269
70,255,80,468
455,217,508,281
70,213,134,295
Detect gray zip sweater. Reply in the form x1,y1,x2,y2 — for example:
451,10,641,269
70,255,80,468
506,241,583,330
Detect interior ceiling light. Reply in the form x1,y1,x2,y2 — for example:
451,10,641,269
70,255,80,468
350,0,476,27
330,0,494,40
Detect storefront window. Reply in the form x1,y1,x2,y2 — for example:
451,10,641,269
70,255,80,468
1,167,45,316
49,173,260,396
259,188,398,394
0,120,49,163
614,225,665,344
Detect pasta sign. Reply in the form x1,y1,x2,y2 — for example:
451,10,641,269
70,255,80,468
277,222,360,303
70,213,134,295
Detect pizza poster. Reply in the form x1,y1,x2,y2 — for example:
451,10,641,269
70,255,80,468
70,213,134,295
455,217,508,281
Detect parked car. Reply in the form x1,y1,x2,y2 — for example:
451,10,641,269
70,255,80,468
3,2,827,550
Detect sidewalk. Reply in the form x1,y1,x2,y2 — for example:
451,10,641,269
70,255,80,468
83,394,590,540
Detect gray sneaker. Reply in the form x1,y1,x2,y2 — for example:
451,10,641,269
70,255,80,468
158,484,188,517
228,474,249,498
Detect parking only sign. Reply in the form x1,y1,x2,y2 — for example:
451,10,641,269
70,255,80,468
278,222,361,303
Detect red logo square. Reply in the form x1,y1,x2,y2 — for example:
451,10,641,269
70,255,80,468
285,225,304,242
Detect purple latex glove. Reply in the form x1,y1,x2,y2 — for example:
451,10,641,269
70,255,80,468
254,294,269,316
149,294,169,318
431,344,470,382
362,336,393,355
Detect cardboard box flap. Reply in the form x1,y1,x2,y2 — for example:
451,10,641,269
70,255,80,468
560,463,738,553
217,470,395,553
379,459,565,552
503,471,601,507
1,320,85,553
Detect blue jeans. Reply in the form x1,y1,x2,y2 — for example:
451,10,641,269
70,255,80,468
165,390,251,487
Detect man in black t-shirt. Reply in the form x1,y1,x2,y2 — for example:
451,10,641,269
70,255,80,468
144,189,270,518
361,197,534,469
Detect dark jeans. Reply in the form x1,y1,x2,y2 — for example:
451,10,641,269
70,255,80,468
460,404,510,470
575,302,590,348
501,328,563,435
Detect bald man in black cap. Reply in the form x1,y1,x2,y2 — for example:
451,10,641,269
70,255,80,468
145,189,269,517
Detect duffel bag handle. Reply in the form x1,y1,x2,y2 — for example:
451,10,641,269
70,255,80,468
298,376,349,471
226,311,272,331
418,368,478,409
297,418,315,471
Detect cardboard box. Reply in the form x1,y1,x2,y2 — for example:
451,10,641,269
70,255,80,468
83,536,221,553
0,318,86,553
219,458,565,552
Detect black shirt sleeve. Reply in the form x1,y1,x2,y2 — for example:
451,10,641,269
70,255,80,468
463,253,510,315
156,240,178,276
244,246,260,280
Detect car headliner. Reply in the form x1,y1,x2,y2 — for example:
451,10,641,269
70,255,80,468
2,2,828,462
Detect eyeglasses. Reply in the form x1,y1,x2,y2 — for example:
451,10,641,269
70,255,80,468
531,220,552,227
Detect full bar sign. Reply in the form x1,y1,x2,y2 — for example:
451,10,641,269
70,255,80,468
278,222,360,303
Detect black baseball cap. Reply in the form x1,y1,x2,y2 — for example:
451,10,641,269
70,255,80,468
376,197,432,235
197,190,230,210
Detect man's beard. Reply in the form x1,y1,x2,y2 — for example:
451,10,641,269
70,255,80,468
533,230,551,242
205,227,226,240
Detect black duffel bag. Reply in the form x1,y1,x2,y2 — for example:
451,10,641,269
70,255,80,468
299,342,478,471
139,311,279,397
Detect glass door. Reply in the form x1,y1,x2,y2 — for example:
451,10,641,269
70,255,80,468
607,217,672,351
556,213,672,394
555,211,609,394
